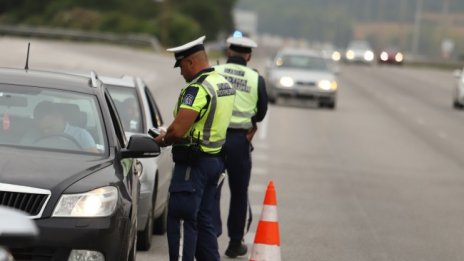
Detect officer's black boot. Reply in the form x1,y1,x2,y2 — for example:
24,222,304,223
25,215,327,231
225,239,247,258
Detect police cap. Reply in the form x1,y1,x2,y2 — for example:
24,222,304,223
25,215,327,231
227,33,258,54
166,36,206,68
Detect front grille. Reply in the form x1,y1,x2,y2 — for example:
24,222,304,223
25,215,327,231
296,81,316,86
11,248,55,261
0,191,48,216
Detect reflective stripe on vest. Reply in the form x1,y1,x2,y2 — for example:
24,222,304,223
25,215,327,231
215,63,259,130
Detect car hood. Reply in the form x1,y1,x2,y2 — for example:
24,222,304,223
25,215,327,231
269,68,335,82
0,147,112,191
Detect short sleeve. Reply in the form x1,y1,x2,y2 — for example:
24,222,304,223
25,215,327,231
179,85,208,112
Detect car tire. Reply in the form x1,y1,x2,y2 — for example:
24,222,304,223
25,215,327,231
153,204,168,235
137,208,153,251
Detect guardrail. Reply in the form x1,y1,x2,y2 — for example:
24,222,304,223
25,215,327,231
0,24,161,51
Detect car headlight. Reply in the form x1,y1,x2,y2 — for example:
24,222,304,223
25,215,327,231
331,51,341,61
380,52,388,61
279,76,294,87
364,51,374,61
395,52,404,62
53,186,118,217
346,50,355,60
318,80,337,91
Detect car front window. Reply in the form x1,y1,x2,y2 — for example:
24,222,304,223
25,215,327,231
106,86,144,133
0,84,106,154
276,55,329,71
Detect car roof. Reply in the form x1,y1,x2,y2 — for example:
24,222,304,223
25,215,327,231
99,75,137,88
0,67,98,94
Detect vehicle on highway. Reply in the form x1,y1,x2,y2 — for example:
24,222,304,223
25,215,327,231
344,40,375,64
320,43,342,63
0,68,161,261
266,48,338,108
378,47,404,65
102,75,173,251
453,68,464,109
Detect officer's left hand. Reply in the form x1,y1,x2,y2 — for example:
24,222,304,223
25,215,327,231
246,126,257,142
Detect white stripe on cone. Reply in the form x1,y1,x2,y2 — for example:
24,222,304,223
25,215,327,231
250,243,281,261
260,205,278,222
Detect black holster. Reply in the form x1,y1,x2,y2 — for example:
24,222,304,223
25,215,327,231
172,145,200,166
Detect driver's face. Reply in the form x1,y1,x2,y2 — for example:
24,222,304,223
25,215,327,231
38,114,65,135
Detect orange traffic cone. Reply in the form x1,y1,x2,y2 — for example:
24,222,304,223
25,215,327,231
249,180,281,261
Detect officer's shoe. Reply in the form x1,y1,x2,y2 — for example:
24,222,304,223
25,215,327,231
225,240,247,258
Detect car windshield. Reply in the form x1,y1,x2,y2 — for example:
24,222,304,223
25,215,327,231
106,86,144,133
0,84,106,154
348,41,371,50
275,54,329,71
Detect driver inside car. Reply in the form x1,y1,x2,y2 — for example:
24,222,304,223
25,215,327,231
21,101,97,152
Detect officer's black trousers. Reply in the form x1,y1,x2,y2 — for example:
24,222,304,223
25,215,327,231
167,157,223,261
215,130,252,241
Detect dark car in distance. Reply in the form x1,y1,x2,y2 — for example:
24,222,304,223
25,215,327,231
377,47,404,65
0,68,160,261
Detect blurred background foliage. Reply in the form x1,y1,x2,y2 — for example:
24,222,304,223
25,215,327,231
0,0,237,46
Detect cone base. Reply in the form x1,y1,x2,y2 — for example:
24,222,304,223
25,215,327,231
249,243,281,261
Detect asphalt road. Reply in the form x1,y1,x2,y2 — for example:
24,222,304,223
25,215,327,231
2,37,464,260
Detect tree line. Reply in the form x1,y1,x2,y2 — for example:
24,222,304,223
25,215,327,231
0,0,237,46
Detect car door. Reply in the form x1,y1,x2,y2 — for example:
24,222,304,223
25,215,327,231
104,90,139,221
143,85,173,212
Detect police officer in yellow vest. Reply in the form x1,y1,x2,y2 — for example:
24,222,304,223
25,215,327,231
214,32,268,258
153,36,236,261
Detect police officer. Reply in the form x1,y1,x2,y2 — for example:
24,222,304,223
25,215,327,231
153,36,236,261
214,33,268,258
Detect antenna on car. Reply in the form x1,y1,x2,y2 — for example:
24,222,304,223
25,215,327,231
24,42,31,70
90,71,99,87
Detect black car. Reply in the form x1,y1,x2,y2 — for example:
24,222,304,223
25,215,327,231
0,68,160,261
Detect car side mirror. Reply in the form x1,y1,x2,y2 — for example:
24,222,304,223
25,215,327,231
121,134,161,158
0,207,39,248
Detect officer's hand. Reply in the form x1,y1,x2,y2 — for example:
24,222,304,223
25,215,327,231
154,130,167,147
246,126,257,142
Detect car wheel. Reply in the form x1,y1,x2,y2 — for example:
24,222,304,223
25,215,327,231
137,208,153,251
153,204,168,235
